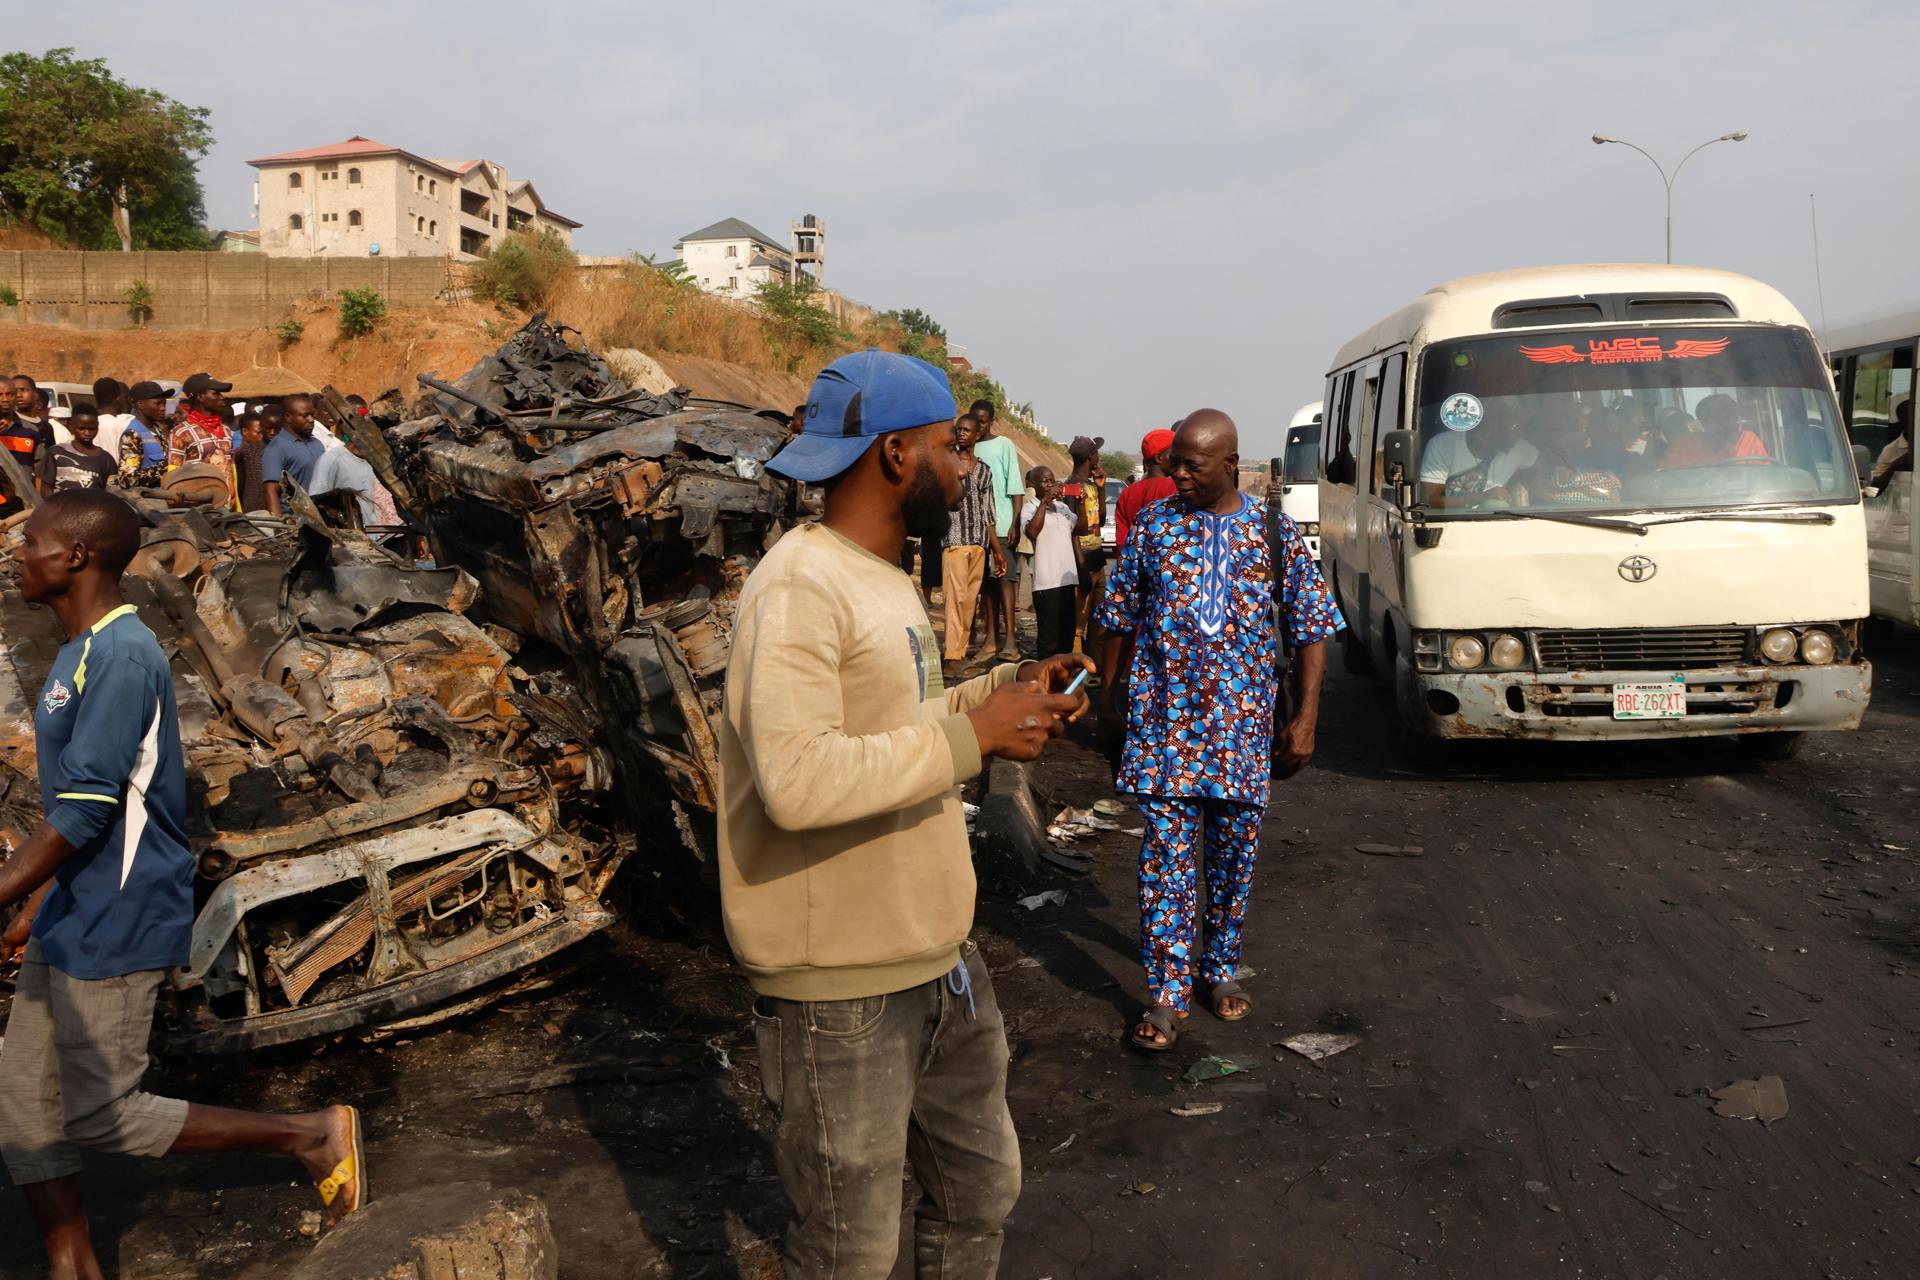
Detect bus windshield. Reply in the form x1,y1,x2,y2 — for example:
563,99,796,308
1283,425,1320,482
1414,325,1855,517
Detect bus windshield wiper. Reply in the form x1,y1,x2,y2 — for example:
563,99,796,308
1632,511,1836,528
1454,509,1649,535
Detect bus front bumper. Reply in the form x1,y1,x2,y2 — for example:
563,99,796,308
1401,662,1872,741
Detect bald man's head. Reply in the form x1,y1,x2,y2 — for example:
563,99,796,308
1169,408,1241,510
13,489,141,604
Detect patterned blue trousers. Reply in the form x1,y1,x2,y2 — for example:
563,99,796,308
1136,796,1264,1013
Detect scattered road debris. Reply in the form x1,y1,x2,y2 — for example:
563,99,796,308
1279,1032,1362,1062
1710,1075,1790,1125
1047,805,1141,843
1092,799,1130,817
1184,1055,1257,1083
1492,994,1559,1020
1355,843,1425,857
1170,1102,1224,1117
1019,890,1068,911
1123,1181,1157,1197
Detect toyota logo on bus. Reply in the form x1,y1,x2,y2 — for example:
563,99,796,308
1618,555,1658,583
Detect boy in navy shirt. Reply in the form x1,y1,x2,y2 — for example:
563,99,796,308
0,490,368,1275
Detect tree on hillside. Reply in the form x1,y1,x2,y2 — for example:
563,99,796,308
886,308,946,340
1100,449,1138,479
0,49,213,250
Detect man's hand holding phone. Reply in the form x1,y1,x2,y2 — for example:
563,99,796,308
968,654,1095,761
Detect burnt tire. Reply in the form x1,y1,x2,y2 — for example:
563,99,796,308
1737,731,1804,761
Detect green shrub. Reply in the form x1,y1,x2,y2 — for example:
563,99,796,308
122,278,154,323
470,229,576,308
755,278,844,349
0,285,17,307
273,316,304,348
337,286,386,337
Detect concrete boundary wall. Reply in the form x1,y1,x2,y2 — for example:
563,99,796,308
0,252,452,331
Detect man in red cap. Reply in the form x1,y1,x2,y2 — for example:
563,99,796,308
1114,424,1180,552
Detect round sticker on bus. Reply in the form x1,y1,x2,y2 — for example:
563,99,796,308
1440,392,1484,432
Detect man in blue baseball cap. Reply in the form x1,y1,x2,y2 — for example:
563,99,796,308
723,349,1092,1276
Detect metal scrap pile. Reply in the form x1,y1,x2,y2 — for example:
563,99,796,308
0,316,806,1052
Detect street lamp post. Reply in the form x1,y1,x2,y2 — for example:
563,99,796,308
1591,131,1748,263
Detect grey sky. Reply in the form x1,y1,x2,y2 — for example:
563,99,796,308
22,1,1920,455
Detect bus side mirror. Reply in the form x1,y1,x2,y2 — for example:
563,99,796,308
1851,443,1872,490
1381,430,1415,506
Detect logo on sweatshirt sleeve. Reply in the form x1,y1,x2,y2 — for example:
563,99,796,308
42,679,71,715
906,624,943,700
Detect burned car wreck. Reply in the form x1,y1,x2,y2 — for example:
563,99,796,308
0,319,802,1052
375,317,802,845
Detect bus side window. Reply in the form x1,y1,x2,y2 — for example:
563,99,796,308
1321,374,1345,477
1370,353,1406,493
1330,370,1360,486
1845,343,1913,460
1353,371,1381,494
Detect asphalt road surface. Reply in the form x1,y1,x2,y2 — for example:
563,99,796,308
3,635,1919,1278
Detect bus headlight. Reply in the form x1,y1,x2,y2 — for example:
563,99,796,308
1304,521,1320,536
1799,630,1835,665
1759,628,1797,664
1447,635,1486,669
1488,634,1527,670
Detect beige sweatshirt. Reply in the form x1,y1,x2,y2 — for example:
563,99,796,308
719,522,1018,1000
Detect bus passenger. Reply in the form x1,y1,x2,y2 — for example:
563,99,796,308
1522,403,1622,506
1579,405,1637,477
1419,410,1537,508
1870,400,1913,490
1662,394,1768,468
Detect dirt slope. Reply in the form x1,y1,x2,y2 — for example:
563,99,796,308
0,301,812,413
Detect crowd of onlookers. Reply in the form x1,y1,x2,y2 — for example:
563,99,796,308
0,372,398,527
910,398,1142,674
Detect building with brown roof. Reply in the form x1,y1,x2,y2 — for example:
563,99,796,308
248,136,581,260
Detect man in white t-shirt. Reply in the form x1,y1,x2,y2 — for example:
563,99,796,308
1419,411,1536,507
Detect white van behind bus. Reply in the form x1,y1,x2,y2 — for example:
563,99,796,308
1320,264,1871,760
1270,401,1323,560
1823,309,1920,627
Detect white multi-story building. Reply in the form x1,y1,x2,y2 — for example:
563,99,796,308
248,136,581,260
672,217,821,298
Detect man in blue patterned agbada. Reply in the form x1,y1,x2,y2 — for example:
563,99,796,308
1094,410,1342,1050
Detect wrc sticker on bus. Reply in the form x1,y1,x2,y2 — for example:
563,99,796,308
1519,336,1731,365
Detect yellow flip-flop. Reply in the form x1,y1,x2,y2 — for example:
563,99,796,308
315,1104,368,1223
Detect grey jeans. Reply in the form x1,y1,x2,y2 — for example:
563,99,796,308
0,940,189,1184
753,941,1021,1279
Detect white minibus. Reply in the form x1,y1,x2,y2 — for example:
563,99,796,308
1320,265,1871,760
